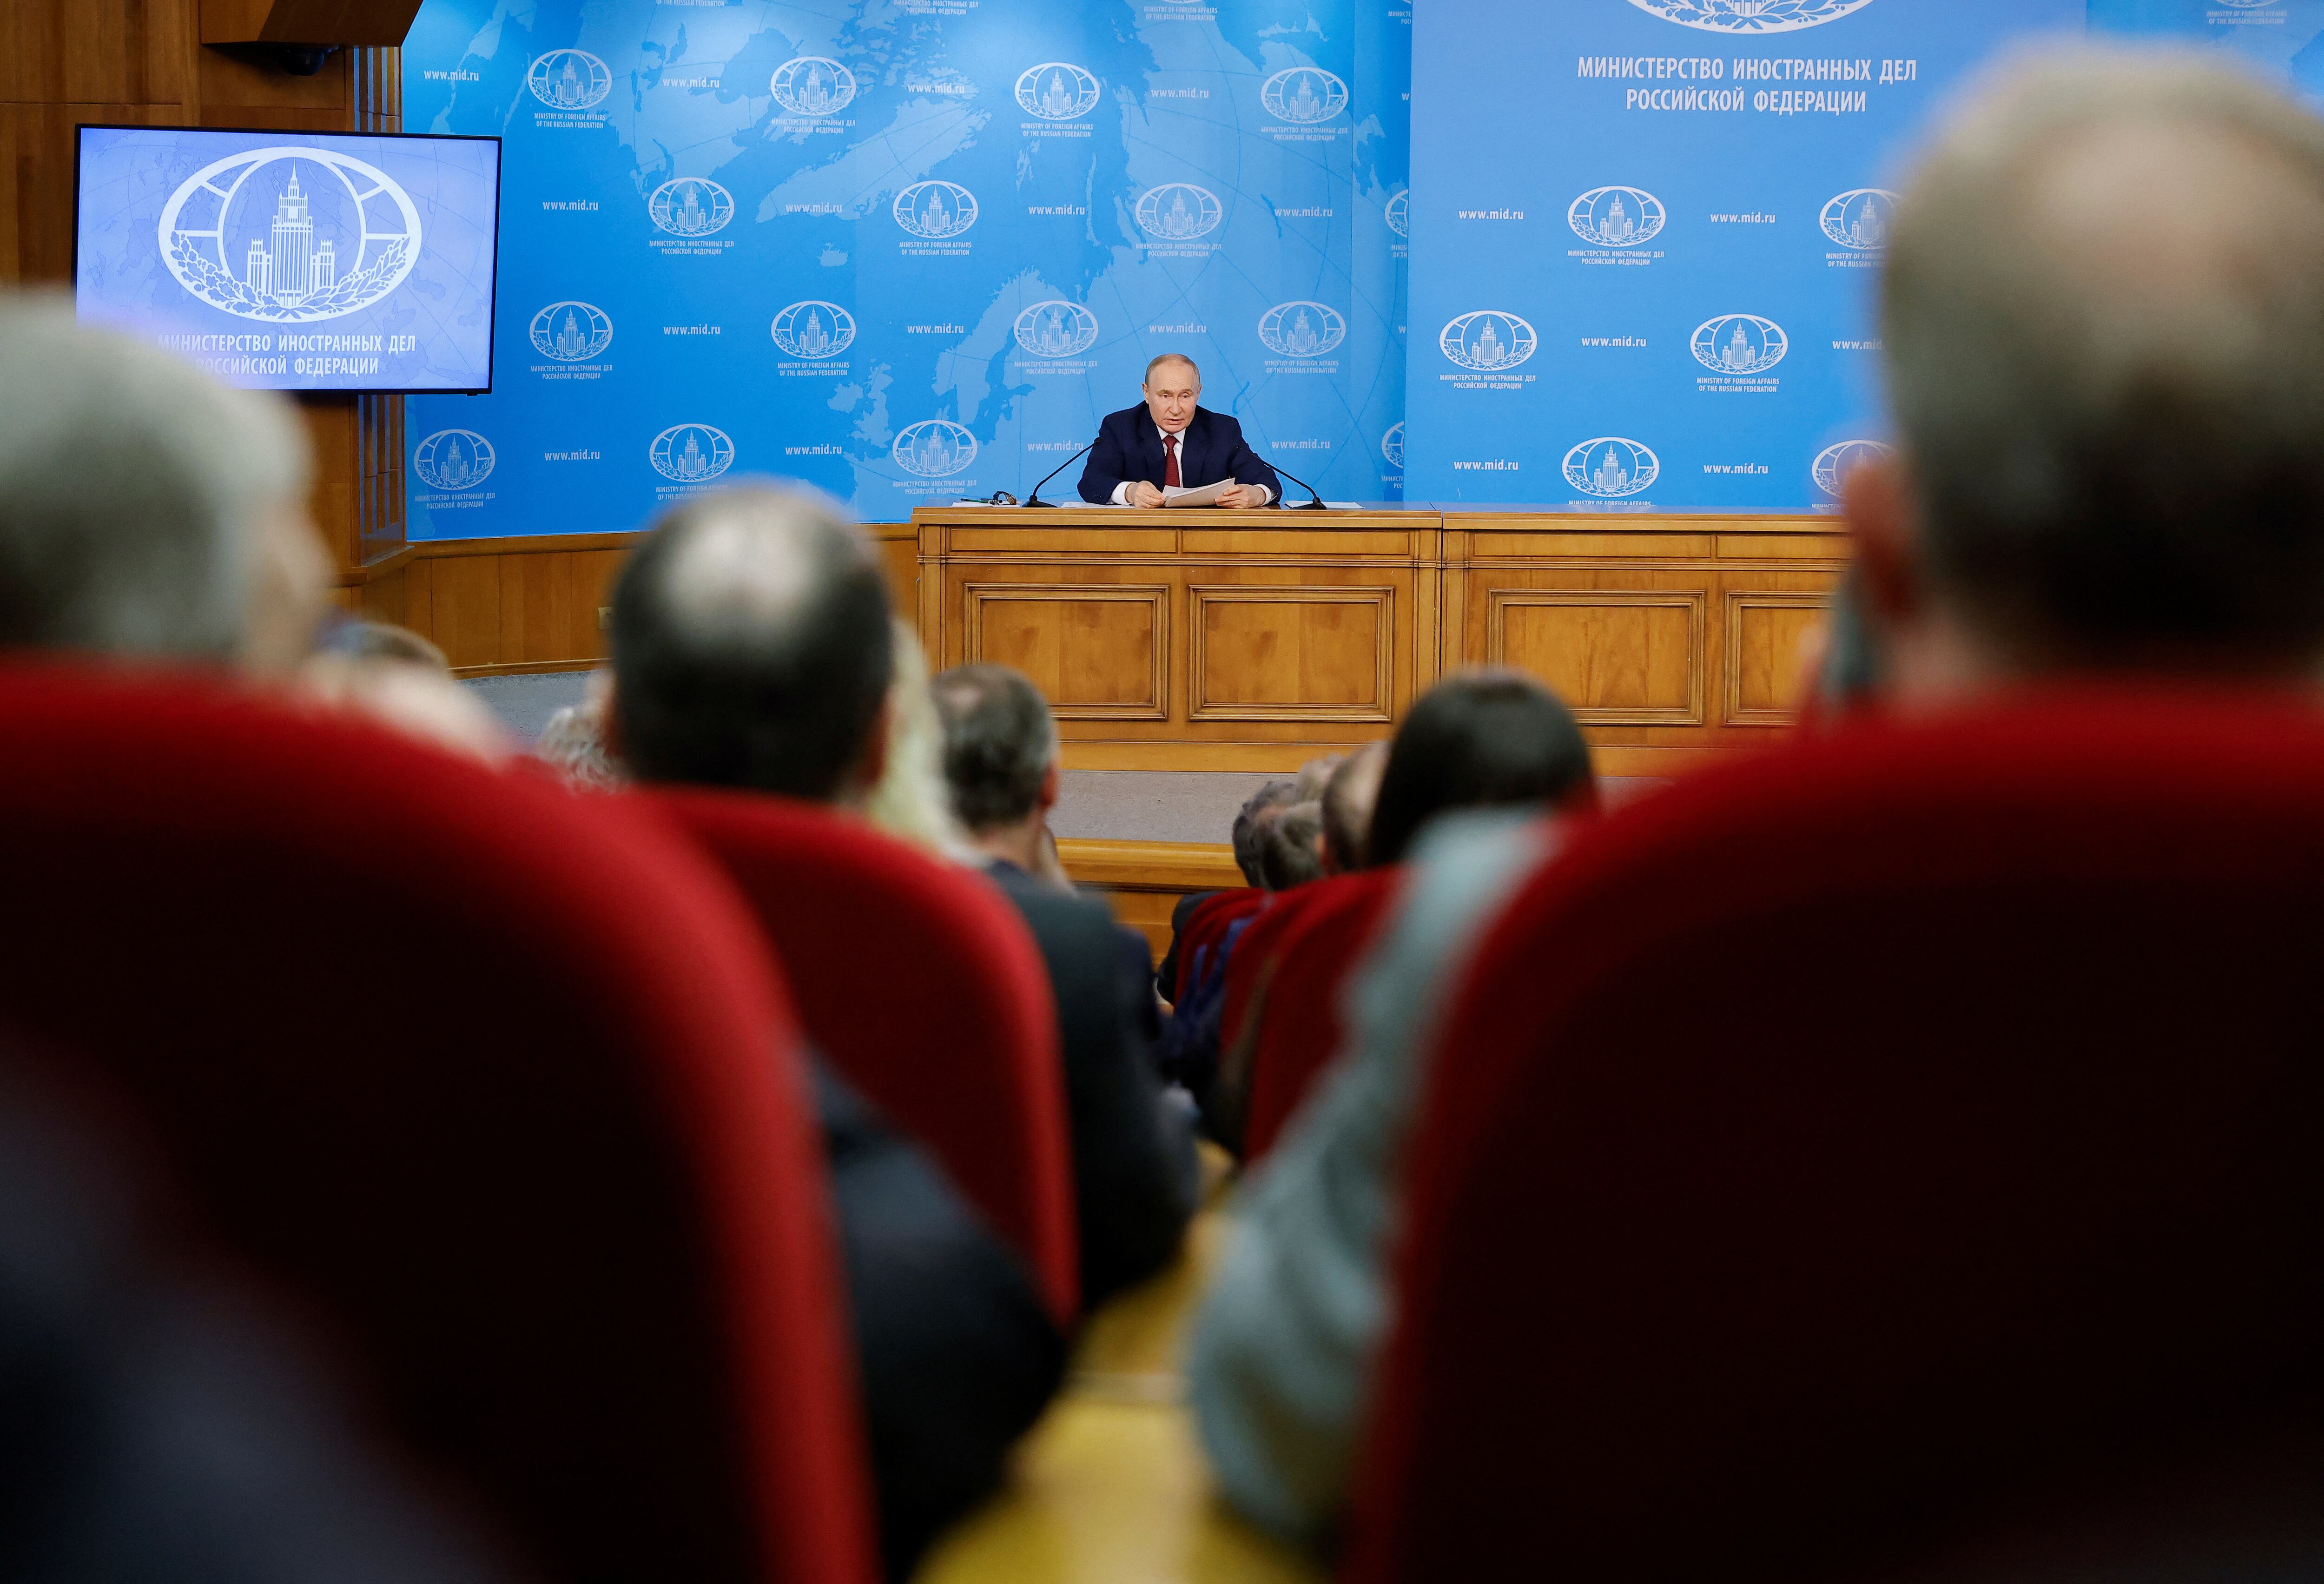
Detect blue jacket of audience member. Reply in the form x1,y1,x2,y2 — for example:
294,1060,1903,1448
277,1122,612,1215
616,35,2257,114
1186,809,1558,1545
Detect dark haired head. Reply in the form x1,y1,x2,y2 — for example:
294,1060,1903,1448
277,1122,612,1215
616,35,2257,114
1230,779,1300,886
608,486,893,801
1366,669,1595,866
1260,801,1327,891
930,664,1058,831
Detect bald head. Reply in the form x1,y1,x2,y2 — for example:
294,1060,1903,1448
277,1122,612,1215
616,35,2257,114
1881,46,2324,669
608,486,893,800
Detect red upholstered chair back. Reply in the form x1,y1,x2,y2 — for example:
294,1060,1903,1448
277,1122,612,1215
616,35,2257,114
1347,693,2324,1584
1175,886,1266,1000
1242,868,1400,1162
646,788,1078,1322
0,667,875,1584
1219,887,1320,1054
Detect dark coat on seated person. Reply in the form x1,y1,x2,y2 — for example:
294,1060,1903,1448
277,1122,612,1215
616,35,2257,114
1076,404,1281,506
985,861,1202,1309
814,1062,1066,1580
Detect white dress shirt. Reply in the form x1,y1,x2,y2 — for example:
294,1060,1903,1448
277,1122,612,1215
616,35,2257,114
1109,420,1273,505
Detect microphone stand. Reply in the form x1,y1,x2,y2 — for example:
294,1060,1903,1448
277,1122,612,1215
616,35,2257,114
1266,461,1331,511
1024,441,1096,507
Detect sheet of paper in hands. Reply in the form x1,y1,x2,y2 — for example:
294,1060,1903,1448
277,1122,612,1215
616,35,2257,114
1161,479,1231,508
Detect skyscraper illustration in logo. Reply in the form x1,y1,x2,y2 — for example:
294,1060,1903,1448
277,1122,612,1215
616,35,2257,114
648,178,734,237
1385,191,1409,238
1381,422,1406,469
1563,437,1659,498
1819,188,1898,251
1690,314,1788,374
1625,0,1878,33
1440,311,1538,371
1812,439,1895,498
529,301,613,363
1568,186,1666,247
1134,184,1222,240
159,145,421,323
772,301,857,359
414,429,495,491
1015,62,1101,120
1013,301,1100,359
649,424,735,483
894,182,978,239
527,49,611,108
894,420,978,477
1261,67,1348,124
770,56,857,116
1258,302,1347,358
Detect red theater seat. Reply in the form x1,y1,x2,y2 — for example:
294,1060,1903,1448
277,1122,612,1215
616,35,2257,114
1218,886,1321,1056
647,787,1078,1323
1175,886,1266,1001
1347,691,2324,1584
0,666,875,1584
1242,868,1401,1162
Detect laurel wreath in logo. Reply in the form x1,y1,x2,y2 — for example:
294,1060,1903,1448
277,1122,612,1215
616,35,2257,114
166,231,410,322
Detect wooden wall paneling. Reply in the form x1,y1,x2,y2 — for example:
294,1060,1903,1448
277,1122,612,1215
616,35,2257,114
962,581,1170,718
1056,838,1244,964
867,521,917,620
1718,568,1842,726
1,0,191,105
356,561,408,626
424,553,503,670
1188,584,1394,722
1486,587,1708,726
198,38,348,122
0,104,186,283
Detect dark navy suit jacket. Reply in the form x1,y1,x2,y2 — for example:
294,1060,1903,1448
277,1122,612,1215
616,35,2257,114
1076,403,1281,505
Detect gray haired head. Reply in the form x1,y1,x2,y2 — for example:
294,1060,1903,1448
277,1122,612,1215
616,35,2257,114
929,663,1058,832
1884,45,2324,666
1229,779,1301,886
0,300,311,660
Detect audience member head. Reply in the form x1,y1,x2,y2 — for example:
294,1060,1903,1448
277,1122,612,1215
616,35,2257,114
0,300,325,673
930,662,1063,873
1229,779,1301,886
1292,753,1342,802
1367,669,1595,866
1259,801,1327,892
607,485,893,802
1320,741,1388,873
866,619,964,855
298,619,508,765
1859,46,2324,692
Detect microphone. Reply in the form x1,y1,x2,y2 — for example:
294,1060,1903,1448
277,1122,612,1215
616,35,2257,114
1024,440,1096,508
1266,460,1330,511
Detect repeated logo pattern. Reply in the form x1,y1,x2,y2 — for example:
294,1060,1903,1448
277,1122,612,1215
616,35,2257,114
649,177,733,237
1812,438,1894,497
895,181,978,238
894,420,978,476
528,49,611,108
1564,437,1659,498
649,423,735,482
772,301,856,359
1261,67,1348,123
1568,185,1664,247
1258,301,1347,357
1135,183,1223,239
1690,314,1789,374
530,301,613,362
415,429,495,490
1016,62,1101,119
1626,0,1879,32
1439,311,1538,370
1820,188,1897,250
1015,301,1100,358
771,56,857,115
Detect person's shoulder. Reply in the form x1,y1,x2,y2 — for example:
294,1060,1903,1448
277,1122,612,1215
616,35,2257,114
1100,403,1146,433
1196,406,1244,439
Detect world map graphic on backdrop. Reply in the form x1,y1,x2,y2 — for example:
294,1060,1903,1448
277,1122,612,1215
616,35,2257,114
402,0,1409,536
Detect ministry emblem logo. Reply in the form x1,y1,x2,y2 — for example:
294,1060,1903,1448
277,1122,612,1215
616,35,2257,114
1135,183,1222,240
1016,62,1100,120
1258,302,1347,358
895,181,978,238
1625,0,1878,33
1812,438,1894,498
1564,437,1658,498
530,301,612,363
771,56,856,116
1261,67,1347,124
772,301,855,359
528,49,611,109
1385,191,1409,238
1015,301,1099,359
1440,310,1538,371
1820,188,1896,250
1691,314,1788,374
1568,185,1664,247
158,147,421,323
650,423,735,483
894,420,978,477
414,429,494,491
649,177,733,237
1381,422,1405,469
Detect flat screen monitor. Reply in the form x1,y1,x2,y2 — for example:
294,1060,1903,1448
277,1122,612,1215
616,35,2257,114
73,125,501,394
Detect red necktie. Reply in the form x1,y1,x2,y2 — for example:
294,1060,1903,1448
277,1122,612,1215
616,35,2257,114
1164,432,1181,489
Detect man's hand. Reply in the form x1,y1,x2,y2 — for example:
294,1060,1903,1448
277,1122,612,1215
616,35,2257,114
1216,482,1258,509
1129,480,1166,508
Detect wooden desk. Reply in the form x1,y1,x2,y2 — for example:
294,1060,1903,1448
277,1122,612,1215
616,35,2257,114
908,508,1848,778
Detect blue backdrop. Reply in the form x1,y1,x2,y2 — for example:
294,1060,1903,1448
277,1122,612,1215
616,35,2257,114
401,0,2324,532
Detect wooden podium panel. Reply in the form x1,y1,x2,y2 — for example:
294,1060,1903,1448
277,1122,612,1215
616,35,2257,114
910,507,1849,776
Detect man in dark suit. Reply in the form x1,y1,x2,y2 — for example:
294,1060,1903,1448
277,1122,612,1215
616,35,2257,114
1077,354,1281,508
930,663,1202,1309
